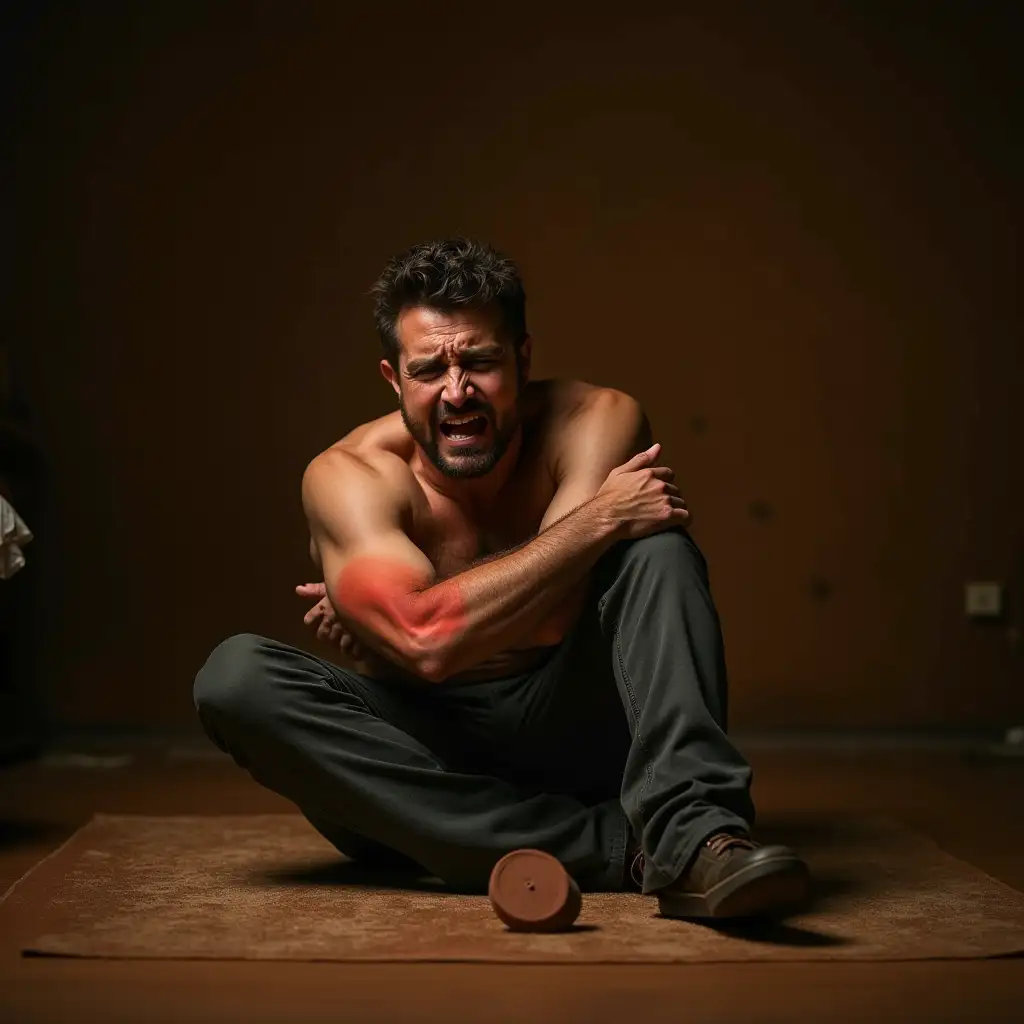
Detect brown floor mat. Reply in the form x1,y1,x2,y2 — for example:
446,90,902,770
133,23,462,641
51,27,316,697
3,814,1024,963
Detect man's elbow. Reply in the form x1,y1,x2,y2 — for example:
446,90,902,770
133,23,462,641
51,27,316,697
404,634,452,683
331,578,463,683
416,652,450,684
401,585,466,682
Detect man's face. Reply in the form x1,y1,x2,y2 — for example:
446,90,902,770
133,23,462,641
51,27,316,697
382,305,530,479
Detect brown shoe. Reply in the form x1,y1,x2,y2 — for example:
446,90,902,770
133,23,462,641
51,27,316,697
655,831,811,919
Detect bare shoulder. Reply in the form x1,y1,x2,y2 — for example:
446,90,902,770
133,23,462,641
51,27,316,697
302,443,416,524
336,410,415,459
305,405,417,500
536,378,647,442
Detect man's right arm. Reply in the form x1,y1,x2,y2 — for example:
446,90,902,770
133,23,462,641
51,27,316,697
305,442,685,684
303,449,445,677
303,447,627,682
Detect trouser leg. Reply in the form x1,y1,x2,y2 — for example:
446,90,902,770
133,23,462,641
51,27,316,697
193,634,629,892
302,812,425,875
592,529,755,892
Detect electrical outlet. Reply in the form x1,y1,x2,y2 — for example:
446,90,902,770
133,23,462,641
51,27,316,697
965,581,1003,618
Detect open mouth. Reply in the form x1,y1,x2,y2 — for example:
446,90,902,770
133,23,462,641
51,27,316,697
439,414,489,442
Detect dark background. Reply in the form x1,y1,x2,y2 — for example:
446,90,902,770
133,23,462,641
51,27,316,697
2,1,1020,734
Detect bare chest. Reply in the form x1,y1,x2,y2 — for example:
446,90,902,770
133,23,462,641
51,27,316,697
410,476,555,580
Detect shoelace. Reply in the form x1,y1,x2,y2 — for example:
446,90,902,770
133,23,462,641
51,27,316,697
630,832,755,888
630,851,645,888
705,832,756,856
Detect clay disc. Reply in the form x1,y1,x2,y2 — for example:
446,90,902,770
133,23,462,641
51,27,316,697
488,848,582,932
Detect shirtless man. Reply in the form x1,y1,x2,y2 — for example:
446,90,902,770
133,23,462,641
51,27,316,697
194,238,811,919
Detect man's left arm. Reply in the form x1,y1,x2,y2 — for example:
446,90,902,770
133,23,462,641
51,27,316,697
538,388,653,532
467,388,650,650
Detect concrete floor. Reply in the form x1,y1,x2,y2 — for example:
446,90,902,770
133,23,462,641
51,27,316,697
1,742,1022,1022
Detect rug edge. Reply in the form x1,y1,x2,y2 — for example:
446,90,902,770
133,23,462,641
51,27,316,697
18,946,1024,965
792,814,1024,899
0,813,109,907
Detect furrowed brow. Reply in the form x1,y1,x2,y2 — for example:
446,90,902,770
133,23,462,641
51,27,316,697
461,344,503,358
405,356,445,376
406,344,505,376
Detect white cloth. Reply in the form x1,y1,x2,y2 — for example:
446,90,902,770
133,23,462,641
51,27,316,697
0,493,33,580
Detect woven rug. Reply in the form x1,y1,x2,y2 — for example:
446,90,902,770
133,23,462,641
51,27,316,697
4,814,1023,962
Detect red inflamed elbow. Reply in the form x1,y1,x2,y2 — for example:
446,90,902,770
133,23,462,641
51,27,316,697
335,558,467,656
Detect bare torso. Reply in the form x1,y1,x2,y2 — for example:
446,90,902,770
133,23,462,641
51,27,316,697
328,378,599,682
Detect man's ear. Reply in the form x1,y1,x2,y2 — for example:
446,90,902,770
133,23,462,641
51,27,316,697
380,359,401,397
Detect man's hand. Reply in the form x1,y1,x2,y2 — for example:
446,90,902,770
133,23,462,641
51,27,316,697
295,582,367,660
594,442,690,540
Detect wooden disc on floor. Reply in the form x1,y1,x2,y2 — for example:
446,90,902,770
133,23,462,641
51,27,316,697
488,848,582,932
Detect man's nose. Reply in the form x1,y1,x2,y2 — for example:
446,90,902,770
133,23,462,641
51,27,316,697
441,370,475,404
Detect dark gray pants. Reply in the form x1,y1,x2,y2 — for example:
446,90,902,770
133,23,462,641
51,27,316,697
193,530,755,893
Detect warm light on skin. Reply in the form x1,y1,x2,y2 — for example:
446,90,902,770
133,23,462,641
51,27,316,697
334,557,468,658
379,305,532,486
343,307,532,676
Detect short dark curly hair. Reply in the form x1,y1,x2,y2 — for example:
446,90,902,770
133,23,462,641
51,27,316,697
371,238,528,371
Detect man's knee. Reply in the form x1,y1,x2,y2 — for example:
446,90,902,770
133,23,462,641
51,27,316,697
193,633,279,729
620,529,709,581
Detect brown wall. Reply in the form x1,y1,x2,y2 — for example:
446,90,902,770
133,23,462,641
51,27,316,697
7,3,1022,730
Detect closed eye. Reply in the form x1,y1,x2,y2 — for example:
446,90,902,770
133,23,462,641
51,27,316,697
411,359,499,379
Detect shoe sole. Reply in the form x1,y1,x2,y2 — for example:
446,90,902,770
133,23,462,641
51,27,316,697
657,855,811,920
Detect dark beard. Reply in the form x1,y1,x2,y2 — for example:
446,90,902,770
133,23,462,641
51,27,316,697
399,395,520,479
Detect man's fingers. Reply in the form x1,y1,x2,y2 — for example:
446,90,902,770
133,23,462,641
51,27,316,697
651,466,675,480
296,582,327,597
304,596,334,626
671,501,691,523
630,442,660,466
338,630,366,661
616,443,661,472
